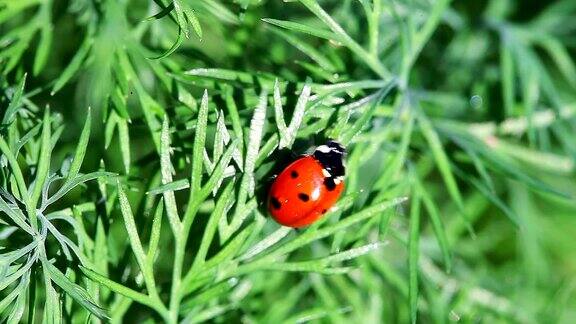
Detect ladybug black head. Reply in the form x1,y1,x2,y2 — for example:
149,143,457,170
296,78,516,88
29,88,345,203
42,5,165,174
313,140,346,178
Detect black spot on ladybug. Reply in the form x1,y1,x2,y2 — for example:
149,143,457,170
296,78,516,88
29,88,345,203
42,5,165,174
271,197,281,210
291,170,298,178
298,193,309,202
321,209,327,214
324,177,336,191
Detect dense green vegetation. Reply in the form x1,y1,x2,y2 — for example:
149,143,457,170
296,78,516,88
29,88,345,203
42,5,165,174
1,0,576,322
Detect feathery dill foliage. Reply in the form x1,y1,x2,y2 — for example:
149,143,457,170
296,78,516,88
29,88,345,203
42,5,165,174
1,0,576,322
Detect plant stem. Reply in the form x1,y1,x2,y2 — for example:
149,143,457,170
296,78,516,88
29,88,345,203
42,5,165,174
168,200,199,323
168,235,185,323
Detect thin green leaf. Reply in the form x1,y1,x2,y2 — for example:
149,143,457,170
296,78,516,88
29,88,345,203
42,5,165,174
375,113,414,190
148,179,190,195
105,111,118,149
80,266,165,315
256,197,407,261
192,182,234,270
408,185,421,324
150,26,184,59
199,139,238,200
228,90,267,238
197,0,238,25
0,271,29,315
273,79,289,141
145,1,175,21
173,0,189,38
238,227,292,262
283,79,311,149
44,172,116,208
184,6,202,39
0,196,34,235
536,36,576,88
117,117,131,174
0,250,38,292
30,109,52,211
191,90,209,195
184,68,253,83
51,36,92,94
341,82,395,145
262,18,340,42
181,279,237,311
181,223,256,296
117,180,148,276
445,125,572,198
500,37,515,117
418,112,473,234
267,242,385,273
297,0,390,78
32,3,52,75
117,180,161,298
147,199,164,265
160,117,182,234
182,304,235,324
455,167,520,226
66,109,91,182
223,86,244,169
14,123,41,155
267,26,336,71
418,181,452,272
45,262,108,320
2,73,26,125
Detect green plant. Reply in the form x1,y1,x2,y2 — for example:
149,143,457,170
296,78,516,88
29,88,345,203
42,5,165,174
1,0,576,323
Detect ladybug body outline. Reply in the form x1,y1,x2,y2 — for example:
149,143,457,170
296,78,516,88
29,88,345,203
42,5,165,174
268,141,346,228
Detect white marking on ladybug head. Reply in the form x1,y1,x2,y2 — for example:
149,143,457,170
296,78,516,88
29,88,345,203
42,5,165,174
322,169,331,177
315,145,331,153
334,177,342,185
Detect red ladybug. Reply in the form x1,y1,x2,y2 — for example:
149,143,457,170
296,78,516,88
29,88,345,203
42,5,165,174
268,141,346,228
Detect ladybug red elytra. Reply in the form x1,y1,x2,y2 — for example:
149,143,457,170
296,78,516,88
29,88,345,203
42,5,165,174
268,140,346,228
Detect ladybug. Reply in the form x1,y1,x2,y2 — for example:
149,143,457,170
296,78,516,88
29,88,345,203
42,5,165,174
268,140,346,228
